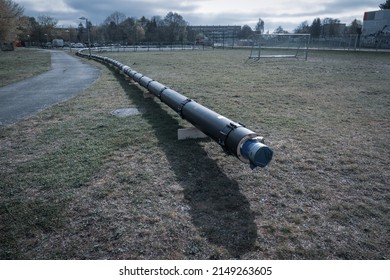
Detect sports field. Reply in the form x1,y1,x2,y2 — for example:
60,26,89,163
0,49,389,259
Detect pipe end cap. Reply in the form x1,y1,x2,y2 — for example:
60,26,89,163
244,141,273,169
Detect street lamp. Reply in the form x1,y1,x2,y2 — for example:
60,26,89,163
65,30,72,53
44,33,49,48
79,16,91,57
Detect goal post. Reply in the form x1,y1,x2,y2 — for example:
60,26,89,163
247,33,310,62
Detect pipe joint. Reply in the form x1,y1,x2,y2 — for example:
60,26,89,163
239,137,273,169
178,98,192,118
218,122,242,154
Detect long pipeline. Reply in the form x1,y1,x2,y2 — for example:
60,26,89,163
76,50,273,169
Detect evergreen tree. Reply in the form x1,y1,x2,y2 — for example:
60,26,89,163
310,18,322,38
346,19,362,34
379,0,390,9
239,25,253,39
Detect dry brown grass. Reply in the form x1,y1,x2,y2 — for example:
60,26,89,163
0,48,51,87
0,49,389,259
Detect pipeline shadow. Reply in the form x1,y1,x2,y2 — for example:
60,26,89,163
113,70,258,258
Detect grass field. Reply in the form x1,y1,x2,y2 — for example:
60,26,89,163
0,48,51,87
0,49,389,259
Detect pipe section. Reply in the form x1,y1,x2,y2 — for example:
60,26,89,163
76,49,273,169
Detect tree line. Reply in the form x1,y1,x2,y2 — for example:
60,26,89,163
2,0,390,47
293,18,363,36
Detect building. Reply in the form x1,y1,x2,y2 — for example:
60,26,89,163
362,10,390,35
188,25,241,45
322,23,346,36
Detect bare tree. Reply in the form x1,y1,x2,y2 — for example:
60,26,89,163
118,17,145,44
162,12,187,42
273,26,288,34
0,0,24,44
104,11,126,26
294,21,310,34
37,15,57,40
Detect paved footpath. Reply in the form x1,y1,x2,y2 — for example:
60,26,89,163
0,50,100,126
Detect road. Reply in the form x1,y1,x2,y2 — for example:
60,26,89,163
0,50,100,126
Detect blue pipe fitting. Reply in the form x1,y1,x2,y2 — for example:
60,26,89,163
241,139,273,169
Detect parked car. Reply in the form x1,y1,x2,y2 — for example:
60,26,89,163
52,39,64,48
72,43,85,48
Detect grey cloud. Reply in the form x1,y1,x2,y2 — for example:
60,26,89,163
321,0,380,13
19,0,382,31
63,0,203,24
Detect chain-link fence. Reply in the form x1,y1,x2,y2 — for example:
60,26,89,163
309,34,390,50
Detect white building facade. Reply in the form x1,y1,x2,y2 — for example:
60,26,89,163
362,10,390,35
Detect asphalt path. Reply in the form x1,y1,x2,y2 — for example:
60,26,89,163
0,50,100,126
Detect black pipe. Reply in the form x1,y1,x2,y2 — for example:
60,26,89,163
76,50,273,169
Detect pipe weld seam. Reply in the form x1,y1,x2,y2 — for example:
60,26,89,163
136,75,144,83
159,87,168,99
146,80,155,90
178,98,192,118
218,123,241,152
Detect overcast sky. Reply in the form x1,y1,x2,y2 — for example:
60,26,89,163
17,0,381,32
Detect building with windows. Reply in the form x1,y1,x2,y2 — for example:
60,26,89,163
188,25,241,46
322,23,346,36
362,10,390,35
